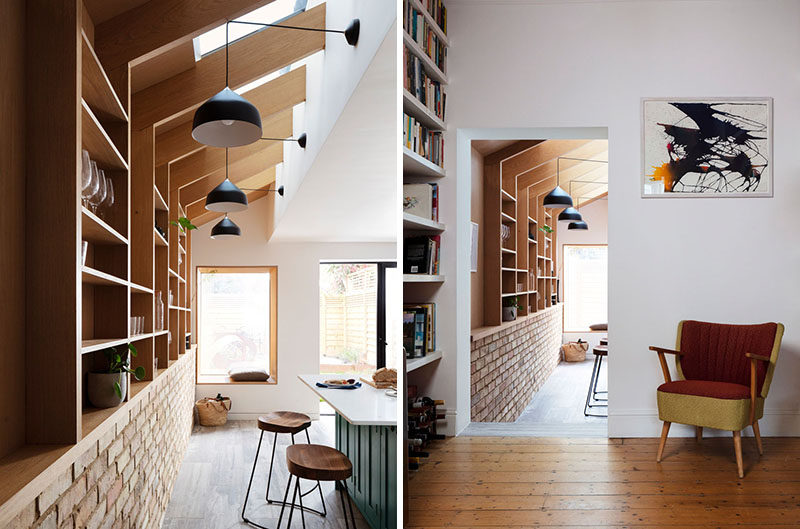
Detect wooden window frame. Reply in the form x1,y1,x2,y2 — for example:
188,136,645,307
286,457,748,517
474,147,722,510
561,244,608,334
195,266,278,385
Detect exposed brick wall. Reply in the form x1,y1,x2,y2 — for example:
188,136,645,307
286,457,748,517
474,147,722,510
10,352,195,529
471,306,562,422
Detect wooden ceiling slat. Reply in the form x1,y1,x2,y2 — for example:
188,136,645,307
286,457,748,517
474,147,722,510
131,6,324,131
501,140,592,181
154,74,300,166
169,137,281,190
516,143,608,190
94,0,277,70
130,40,196,93
178,149,280,206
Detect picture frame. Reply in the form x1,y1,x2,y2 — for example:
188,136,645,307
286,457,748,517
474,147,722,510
641,97,773,198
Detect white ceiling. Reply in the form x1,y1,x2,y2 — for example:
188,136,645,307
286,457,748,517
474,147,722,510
271,23,396,242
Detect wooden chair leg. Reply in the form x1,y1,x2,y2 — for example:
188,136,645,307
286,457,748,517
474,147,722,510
752,421,763,456
733,430,744,478
656,421,670,462
695,426,702,442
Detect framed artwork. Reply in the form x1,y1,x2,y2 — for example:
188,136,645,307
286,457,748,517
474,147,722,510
641,97,772,197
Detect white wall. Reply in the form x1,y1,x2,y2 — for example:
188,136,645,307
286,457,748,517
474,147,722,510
559,199,608,350
446,0,800,437
274,0,396,233
191,198,395,418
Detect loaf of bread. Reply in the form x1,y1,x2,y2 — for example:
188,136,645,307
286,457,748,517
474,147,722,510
372,367,397,383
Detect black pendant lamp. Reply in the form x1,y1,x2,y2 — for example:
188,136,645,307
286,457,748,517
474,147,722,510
568,220,589,230
543,157,574,208
210,214,241,239
557,206,582,222
192,17,360,148
205,149,248,212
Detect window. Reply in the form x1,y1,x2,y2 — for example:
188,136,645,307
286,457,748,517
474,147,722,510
197,266,277,383
563,245,608,332
319,262,397,377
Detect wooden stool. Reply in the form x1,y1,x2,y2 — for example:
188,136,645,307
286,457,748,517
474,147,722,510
278,444,356,529
241,412,326,529
584,345,608,417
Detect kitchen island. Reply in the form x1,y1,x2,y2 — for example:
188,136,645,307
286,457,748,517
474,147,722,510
298,374,396,529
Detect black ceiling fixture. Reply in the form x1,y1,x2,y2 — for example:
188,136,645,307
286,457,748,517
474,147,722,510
210,214,242,239
557,206,582,222
192,17,360,148
205,149,248,212
568,220,589,230
262,132,307,149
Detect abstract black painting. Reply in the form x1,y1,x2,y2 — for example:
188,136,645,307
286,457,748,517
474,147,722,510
642,98,772,197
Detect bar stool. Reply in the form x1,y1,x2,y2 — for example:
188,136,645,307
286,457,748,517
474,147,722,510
584,345,608,417
600,337,608,346
242,412,327,529
278,444,357,529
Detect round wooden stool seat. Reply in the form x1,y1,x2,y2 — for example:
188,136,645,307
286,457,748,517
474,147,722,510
593,345,608,357
600,337,608,346
286,444,352,482
258,411,311,434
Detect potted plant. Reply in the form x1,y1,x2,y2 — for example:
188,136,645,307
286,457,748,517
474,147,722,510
502,296,519,322
87,344,146,408
171,216,198,233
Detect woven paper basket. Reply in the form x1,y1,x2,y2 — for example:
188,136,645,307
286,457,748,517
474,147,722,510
562,341,589,362
195,396,231,426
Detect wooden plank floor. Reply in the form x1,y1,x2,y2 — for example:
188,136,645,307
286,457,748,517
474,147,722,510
407,436,800,527
163,417,366,528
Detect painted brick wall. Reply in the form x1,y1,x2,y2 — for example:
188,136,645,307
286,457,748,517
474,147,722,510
471,306,562,422
9,352,195,529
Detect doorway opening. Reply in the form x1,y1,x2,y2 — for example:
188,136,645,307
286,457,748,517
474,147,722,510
318,261,398,415
466,133,608,436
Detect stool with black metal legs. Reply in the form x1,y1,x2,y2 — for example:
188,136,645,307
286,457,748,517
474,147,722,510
241,412,327,529
584,345,608,417
277,444,357,529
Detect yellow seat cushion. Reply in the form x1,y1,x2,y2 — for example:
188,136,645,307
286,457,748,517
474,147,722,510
657,389,763,431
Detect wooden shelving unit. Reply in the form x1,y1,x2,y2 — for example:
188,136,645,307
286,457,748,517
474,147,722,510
482,146,561,326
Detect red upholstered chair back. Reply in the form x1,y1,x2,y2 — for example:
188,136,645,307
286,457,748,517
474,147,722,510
676,320,781,396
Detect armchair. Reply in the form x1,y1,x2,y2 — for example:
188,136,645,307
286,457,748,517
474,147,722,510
650,320,784,478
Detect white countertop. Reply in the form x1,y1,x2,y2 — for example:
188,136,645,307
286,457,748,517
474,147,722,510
298,374,397,426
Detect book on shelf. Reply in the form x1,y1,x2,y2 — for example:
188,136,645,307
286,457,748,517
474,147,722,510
406,0,447,35
403,183,438,221
403,2,447,73
403,303,436,358
404,235,440,275
403,113,444,167
403,47,446,120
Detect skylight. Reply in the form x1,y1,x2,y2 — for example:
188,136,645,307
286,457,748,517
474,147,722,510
193,0,308,58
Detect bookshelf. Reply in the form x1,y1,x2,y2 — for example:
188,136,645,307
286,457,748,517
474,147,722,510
403,3,448,496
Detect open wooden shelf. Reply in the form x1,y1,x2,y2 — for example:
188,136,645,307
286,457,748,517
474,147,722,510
153,329,169,337
403,147,446,178
168,305,189,311
409,0,449,43
403,212,445,231
403,89,446,131
501,212,516,224
81,207,127,246
169,268,185,283
81,337,129,354
403,274,445,283
154,185,168,212
407,350,443,372
80,31,127,123
129,333,153,341
82,266,127,287
154,227,168,246
81,100,128,171
501,189,516,203
402,31,448,84
129,282,153,294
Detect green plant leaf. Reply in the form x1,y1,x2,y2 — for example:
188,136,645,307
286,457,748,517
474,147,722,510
172,216,197,232
133,366,146,380
114,354,121,364
128,344,138,357
114,381,122,399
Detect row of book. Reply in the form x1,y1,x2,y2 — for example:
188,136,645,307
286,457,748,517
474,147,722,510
404,4,447,74
415,0,447,35
404,48,446,121
403,303,436,358
403,113,444,167
403,183,439,222
404,235,440,276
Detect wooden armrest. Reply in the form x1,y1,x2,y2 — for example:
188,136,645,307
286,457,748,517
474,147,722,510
745,353,771,362
649,346,681,383
649,346,684,356
746,354,770,425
